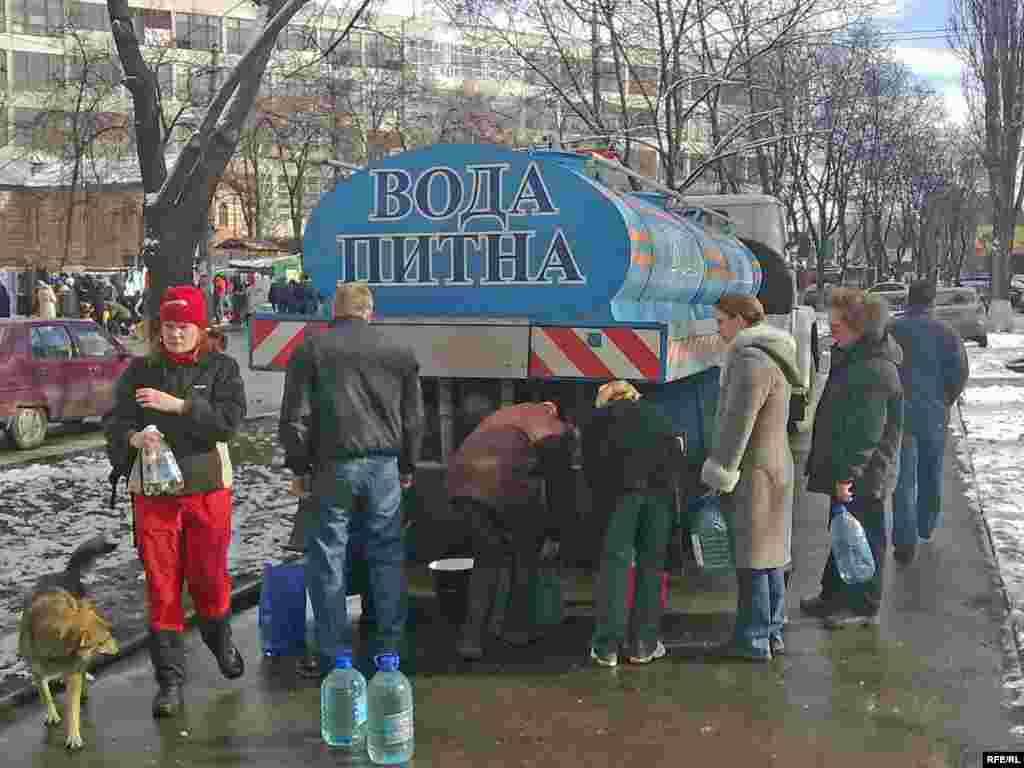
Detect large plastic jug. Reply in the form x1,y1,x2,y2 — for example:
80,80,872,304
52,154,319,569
690,493,734,573
321,654,367,751
830,503,876,584
367,653,414,764
258,561,307,656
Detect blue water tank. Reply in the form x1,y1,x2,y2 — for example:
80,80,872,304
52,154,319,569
302,144,763,334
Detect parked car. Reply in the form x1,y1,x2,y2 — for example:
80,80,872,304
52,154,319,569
894,287,988,348
0,318,136,449
868,281,909,311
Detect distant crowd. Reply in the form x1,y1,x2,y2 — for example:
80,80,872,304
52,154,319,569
0,268,328,332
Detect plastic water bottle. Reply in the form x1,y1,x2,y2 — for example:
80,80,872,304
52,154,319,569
367,653,414,764
830,503,876,584
691,494,734,573
320,654,367,751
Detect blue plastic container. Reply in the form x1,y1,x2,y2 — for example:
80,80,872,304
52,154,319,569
258,561,307,657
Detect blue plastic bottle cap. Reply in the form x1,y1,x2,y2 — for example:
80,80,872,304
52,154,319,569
374,653,400,671
334,655,353,669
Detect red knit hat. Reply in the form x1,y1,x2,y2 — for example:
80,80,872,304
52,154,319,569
159,285,208,327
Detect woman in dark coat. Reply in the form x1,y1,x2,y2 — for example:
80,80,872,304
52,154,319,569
104,286,247,717
802,288,903,627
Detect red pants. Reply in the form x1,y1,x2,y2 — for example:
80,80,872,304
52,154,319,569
134,489,233,632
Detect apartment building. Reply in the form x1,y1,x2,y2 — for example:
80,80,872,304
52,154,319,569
0,0,746,264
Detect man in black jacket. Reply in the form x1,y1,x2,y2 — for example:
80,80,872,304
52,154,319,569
583,381,685,667
888,280,970,564
279,281,424,673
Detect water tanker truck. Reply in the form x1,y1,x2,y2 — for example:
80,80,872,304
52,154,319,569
249,144,820,563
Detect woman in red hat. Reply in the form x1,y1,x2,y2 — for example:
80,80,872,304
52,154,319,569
104,285,247,717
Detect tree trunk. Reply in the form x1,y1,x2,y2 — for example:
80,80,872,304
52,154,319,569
106,0,328,326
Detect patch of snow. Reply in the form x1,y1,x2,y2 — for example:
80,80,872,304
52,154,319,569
959,332,1024,611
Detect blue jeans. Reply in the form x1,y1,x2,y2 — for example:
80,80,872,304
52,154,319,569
734,568,786,653
893,420,946,547
305,457,406,659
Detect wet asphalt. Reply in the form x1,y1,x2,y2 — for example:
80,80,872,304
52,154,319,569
0,427,1021,767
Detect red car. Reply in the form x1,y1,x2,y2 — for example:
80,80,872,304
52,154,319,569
0,318,136,449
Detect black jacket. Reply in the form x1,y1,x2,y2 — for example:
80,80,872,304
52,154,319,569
582,398,685,498
806,330,903,499
103,351,247,480
278,318,425,475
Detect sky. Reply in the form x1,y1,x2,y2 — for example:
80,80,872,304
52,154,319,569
877,0,970,124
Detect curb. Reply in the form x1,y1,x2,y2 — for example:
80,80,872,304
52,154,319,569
0,572,271,712
952,400,1024,703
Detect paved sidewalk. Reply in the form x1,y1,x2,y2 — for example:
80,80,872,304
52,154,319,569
0,433,1021,767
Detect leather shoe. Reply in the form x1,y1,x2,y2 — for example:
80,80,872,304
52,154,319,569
152,682,183,718
799,593,841,618
893,544,916,565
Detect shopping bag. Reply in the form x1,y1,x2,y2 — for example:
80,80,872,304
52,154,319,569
258,561,307,657
829,503,876,584
139,425,184,496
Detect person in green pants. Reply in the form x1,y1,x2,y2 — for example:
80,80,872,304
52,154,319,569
583,381,686,667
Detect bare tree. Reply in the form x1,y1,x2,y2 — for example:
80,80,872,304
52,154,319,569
950,0,1024,327
221,120,272,238
104,0,372,321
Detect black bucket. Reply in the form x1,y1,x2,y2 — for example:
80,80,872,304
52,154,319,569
429,558,473,625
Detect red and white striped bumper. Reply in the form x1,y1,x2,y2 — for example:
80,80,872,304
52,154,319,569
528,326,663,381
250,316,725,383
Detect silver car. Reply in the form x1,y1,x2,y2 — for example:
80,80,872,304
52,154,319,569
868,282,909,312
932,287,988,347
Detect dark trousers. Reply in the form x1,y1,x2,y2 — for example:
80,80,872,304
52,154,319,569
820,495,888,615
455,497,543,634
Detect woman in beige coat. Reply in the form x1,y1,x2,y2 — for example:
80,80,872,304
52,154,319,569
701,294,801,661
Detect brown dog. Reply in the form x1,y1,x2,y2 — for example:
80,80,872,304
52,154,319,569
17,536,119,750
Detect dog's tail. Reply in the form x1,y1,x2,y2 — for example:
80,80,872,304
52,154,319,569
65,535,118,578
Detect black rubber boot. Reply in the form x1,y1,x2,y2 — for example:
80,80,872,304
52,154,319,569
150,631,185,718
456,566,502,660
198,615,245,680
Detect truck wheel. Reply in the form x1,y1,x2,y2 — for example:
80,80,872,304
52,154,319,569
11,407,48,449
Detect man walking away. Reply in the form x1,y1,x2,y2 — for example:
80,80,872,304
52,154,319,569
888,280,969,565
279,282,424,675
